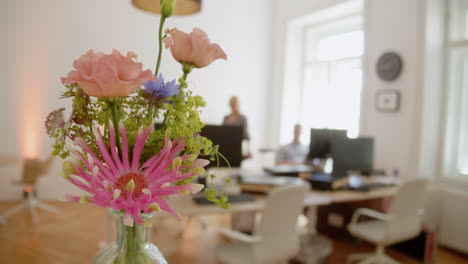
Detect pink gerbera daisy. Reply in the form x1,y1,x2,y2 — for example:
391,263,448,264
62,121,208,226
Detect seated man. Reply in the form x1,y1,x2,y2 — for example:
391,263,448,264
276,124,309,165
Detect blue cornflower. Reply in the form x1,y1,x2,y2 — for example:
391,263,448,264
143,74,180,99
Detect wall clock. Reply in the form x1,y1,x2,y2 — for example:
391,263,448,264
376,52,403,82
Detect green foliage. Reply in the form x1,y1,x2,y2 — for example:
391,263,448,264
46,81,220,164
204,184,231,210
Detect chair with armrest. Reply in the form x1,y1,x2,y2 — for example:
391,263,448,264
216,184,309,264
347,179,428,264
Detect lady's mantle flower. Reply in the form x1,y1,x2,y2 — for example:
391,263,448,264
62,121,209,226
144,74,180,99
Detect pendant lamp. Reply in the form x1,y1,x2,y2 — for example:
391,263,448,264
132,0,201,16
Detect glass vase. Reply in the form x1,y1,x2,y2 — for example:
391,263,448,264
93,211,167,264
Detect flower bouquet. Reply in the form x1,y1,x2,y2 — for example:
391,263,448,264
45,1,229,263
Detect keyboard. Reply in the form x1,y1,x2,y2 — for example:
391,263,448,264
263,165,313,177
240,176,301,186
348,182,395,192
193,193,256,205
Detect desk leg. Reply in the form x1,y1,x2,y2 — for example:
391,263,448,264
306,205,318,235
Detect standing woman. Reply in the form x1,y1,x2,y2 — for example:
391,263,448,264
223,96,254,233
223,96,252,159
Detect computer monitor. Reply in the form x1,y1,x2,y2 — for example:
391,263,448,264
307,129,348,160
331,137,374,178
200,125,243,168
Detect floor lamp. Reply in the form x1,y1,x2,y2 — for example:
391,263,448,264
0,157,58,225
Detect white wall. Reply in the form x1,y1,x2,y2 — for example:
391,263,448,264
0,1,23,199
360,0,425,179
0,0,272,200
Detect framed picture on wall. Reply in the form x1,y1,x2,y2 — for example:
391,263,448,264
376,90,401,112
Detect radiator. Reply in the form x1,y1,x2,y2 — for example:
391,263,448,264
438,188,468,254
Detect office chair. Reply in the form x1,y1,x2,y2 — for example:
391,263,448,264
347,179,428,264
0,157,58,224
216,184,309,264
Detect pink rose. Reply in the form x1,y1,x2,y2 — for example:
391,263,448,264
61,49,153,97
163,28,227,68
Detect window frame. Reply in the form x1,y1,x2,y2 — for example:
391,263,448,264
442,0,468,181
299,17,363,140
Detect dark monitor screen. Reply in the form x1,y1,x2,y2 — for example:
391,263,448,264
308,129,347,160
200,125,243,168
331,137,374,178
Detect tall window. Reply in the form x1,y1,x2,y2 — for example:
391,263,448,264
444,0,468,177
300,22,363,139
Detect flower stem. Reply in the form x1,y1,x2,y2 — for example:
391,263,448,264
118,222,149,264
161,112,168,127
126,225,135,264
155,15,166,76
182,63,194,83
109,99,122,157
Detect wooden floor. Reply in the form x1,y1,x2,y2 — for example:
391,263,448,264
0,201,467,264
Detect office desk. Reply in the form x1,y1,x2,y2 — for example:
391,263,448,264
307,185,398,204
173,185,397,216
166,185,397,239
174,192,331,217
175,195,266,216
306,186,398,240
304,186,398,234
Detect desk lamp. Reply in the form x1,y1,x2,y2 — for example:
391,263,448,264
0,156,58,225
